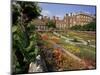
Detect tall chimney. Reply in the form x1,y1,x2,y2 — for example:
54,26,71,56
53,16,56,20
48,17,50,20
70,13,72,16
57,17,59,21
63,16,66,22
41,15,43,20
66,13,68,16
44,16,48,19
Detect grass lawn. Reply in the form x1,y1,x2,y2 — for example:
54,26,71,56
60,30,96,46
52,31,96,66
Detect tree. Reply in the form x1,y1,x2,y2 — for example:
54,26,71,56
46,20,56,30
12,1,41,74
12,1,41,24
70,21,96,31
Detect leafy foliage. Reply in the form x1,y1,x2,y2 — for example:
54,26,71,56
12,1,41,24
46,20,56,30
12,1,41,74
70,21,96,31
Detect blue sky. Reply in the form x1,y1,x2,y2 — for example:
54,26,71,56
38,3,96,19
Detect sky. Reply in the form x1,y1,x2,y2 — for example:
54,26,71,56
38,2,96,19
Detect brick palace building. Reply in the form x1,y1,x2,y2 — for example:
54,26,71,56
31,12,95,31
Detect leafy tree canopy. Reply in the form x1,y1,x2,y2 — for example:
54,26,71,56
46,20,56,29
70,21,96,31
12,1,41,24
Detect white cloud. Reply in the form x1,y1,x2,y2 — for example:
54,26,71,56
41,10,52,16
55,14,63,20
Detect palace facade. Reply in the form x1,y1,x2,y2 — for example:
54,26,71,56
32,12,95,31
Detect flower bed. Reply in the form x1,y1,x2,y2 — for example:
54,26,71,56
40,40,86,71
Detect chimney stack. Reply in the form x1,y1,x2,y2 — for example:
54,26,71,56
57,17,59,21
53,16,56,20
63,16,66,22
66,13,68,16
44,16,48,19
48,17,50,20
70,13,73,16
41,15,43,20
